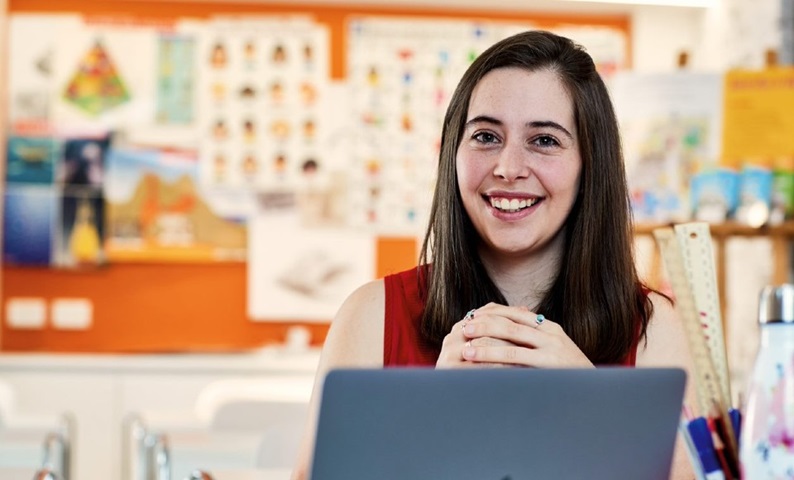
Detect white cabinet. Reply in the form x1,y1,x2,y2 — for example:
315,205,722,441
0,349,320,480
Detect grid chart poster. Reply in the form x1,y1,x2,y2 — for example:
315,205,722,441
346,18,527,235
196,16,330,193
346,19,627,235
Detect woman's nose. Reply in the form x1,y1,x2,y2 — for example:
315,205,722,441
492,143,530,181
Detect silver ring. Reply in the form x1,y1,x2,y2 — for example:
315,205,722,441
464,309,476,320
535,314,545,326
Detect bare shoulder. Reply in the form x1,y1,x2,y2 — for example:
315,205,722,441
636,291,689,368
637,294,698,480
320,279,385,368
290,280,385,480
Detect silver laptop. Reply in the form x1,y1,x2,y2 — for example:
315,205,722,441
310,367,686,480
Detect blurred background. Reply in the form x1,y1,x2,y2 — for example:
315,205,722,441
0,0,792,478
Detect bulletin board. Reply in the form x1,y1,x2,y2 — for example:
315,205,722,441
1,0,630,353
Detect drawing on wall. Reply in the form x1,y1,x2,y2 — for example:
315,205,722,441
62,40,131,116
51,16,158,129
104,147,247,262
247,194,375,321
612,72,724,223
59,190,105,267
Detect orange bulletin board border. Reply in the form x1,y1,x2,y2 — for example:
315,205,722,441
2,0,630,353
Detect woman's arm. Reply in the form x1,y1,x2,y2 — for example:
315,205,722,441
290,280,385,480
635,292,698,480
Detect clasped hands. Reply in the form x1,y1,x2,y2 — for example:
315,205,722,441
436,303,594,369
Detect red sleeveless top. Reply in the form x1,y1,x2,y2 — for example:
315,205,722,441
383,266,640,367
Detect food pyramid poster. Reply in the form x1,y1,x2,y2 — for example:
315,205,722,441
62,39,131,116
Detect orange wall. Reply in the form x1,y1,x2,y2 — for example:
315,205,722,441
2,238,417,352
2,0,630,353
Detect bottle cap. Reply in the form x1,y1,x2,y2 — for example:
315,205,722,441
759,284,794,324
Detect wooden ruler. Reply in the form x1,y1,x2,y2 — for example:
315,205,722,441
654,223,738,471
653,225,731,415
673,222,731,406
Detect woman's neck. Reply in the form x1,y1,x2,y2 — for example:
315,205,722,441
478,234,564,309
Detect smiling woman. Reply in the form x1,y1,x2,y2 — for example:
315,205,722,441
291,30,698,480
456,68,582,263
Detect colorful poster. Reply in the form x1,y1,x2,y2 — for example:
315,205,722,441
104,147,247,262
57,189,105,267
6,136,60,185
722,68,794,166
3,186,57,266
346,18,537,235
247,193,375,321
51,16,159,130
612,72,724,222
156,33,196,124
197,16,330,197
62,40,132,116
54,135,111,267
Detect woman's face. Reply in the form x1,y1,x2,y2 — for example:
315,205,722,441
456,67,582,258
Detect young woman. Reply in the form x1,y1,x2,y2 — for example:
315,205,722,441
292,30,696,480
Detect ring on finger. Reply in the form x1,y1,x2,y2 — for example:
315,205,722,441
534,314,545,327
464,309,476,320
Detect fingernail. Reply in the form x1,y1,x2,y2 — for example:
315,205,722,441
463,347,476,359
463,324,475,335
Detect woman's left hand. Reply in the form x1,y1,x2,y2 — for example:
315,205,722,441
460,303,594,368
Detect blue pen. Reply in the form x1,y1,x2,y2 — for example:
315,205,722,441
728,408,741,445
687,417,726,480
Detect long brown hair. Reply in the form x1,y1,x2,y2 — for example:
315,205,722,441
418,30,649,364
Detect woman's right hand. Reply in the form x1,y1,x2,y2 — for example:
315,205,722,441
436,307,515,369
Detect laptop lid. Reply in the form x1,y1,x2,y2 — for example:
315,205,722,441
310,367,686,480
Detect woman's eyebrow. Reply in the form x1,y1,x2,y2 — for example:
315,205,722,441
527,120,574,140
464,115,502,128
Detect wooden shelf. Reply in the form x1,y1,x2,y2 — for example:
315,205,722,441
635,221,794,238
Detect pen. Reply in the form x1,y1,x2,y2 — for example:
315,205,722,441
711,411,740,479
687,417,726,480
728,408,741,445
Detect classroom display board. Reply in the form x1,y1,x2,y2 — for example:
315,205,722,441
1,0,630,352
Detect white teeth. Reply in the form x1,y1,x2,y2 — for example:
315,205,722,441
489,197,538,213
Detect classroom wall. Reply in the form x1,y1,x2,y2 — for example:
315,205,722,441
0,0,634,353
